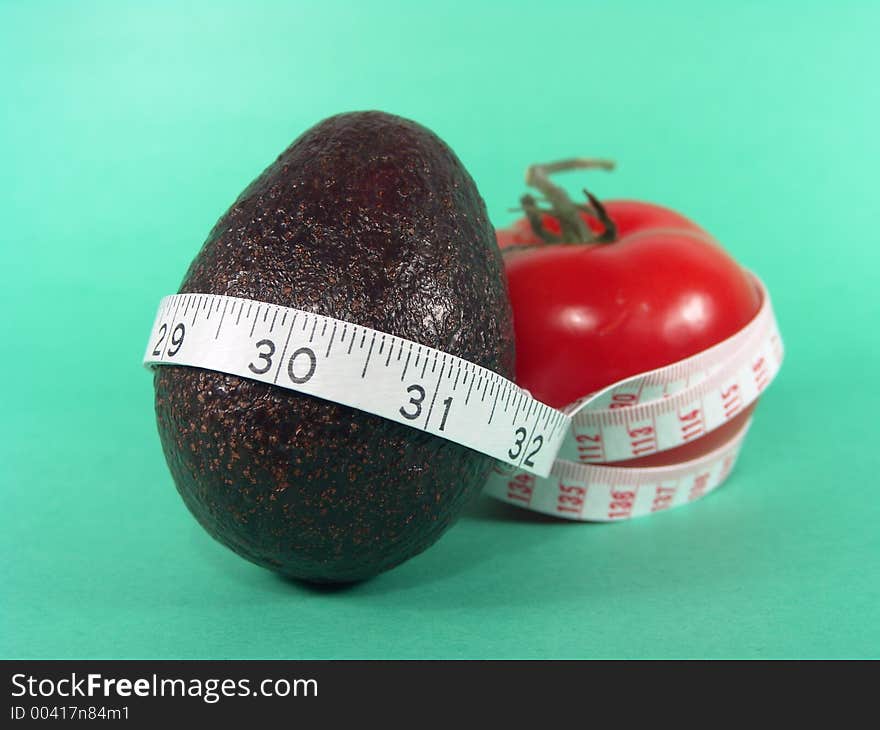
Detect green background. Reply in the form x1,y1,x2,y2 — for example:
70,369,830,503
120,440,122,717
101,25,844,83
2,0,878,659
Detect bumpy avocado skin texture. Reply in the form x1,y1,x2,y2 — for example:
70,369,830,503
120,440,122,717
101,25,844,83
154,111,514,583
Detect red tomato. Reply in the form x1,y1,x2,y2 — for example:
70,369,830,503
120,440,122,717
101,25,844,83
499,199,761,466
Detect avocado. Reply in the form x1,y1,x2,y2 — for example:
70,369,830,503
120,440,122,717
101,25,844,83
154,111,514,583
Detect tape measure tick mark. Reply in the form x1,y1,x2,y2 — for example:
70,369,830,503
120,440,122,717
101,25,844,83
401,344,412,381
488,386,499,424
214,300,228,339
422,357,445,430
361,334,375,378
272,315,296,385
326,321,337,358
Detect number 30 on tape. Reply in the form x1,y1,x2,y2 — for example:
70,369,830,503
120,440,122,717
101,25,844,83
144,274,782,522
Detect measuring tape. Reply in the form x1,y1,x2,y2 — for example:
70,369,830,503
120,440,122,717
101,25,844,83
144,275,782,520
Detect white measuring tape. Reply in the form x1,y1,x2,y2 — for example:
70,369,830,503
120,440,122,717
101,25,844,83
144,274,782,521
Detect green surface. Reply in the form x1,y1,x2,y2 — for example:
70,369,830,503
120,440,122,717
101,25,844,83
2,0,878,659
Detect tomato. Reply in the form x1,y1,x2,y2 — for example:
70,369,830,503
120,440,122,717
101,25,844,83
499,197,761,467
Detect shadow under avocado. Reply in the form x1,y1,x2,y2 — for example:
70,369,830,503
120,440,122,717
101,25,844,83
265,495,593,594
182,490,610,603
186,492,591,597
275,573,365,595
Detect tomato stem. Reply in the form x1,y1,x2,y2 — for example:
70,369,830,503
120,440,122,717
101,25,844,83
521,194,562,243
521,158,618,244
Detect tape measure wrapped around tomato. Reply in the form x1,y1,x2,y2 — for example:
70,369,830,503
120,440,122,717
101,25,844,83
488,159,783,520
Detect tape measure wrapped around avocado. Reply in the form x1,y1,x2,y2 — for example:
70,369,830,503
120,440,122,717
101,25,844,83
144,117,783,583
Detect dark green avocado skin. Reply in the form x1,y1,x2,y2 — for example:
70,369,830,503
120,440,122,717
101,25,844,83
154,111,514,583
